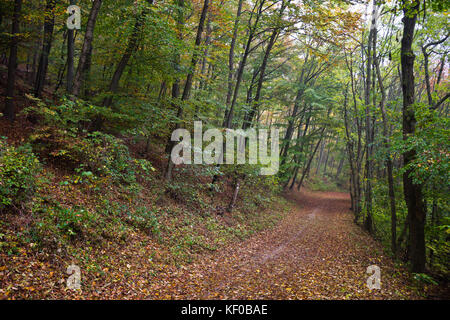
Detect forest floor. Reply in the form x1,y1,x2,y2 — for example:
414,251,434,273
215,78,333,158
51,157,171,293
1,188,424,300
144,189,421,300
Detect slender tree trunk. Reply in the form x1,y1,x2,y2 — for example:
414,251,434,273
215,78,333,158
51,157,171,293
102,0,153,108
3,0,22,122
72,0,102,97
280,88,305,168
224,0,244,112
165,0,184,154
323,146,331,175
165,0,210,181
30,36,41,83
34,0,56,97
227,178,240,213
374,31,397,256
289,107,312,190
242,0,288,130
363,1,376,234
315,140,326,174
335,157,345,180
181,0,209,102
224,0,266,129
66,0,76,94
297,129,326,192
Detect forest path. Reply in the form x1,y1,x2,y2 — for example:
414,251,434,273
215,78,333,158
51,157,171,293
149,189,419,299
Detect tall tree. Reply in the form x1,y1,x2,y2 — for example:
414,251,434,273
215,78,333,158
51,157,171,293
400,0,426,272
34,0,56,97
102,0,154,108
225,0,244,109
374,28,397,256
223,0,266,129
72,0,102,97
165,0,210,181
3,0,22,122
242,0,289,130
66,0,76,94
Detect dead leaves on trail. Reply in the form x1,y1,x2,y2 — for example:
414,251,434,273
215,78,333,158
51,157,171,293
147,190,420,300
1,190,421,300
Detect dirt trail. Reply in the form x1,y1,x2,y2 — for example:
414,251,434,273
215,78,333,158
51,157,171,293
149,189,419,300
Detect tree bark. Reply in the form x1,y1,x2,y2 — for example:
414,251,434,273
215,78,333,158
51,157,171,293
400,0,426,272
242,0,289,130
72,0,102,97
223,0,266,129
363,0,376,234
165,0,210,181
164,0,185,154
102,0,153,108
3,0,22,122
297,128,326,192
34,0,56,97
374,33,397,256
66,0,76,94
225,0,244,110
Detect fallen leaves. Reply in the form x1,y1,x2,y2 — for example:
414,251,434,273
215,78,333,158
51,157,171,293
0,190,423,300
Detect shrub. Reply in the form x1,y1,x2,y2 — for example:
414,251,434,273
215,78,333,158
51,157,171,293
30,128,154,186
24,98,154,186
126,207,161,237
0,138,42,212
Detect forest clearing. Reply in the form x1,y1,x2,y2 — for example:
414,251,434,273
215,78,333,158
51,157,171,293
0,0,449,301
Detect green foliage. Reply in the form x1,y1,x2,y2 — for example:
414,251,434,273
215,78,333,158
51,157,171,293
126,206,161,237
166,180,211,212
24,99,155,187
31,202,93,247
23,96,138,133
0,138,42,212
30,198,132,249
403,104,449,196
53,206,92,238
306,175,340,192
413,273,438,286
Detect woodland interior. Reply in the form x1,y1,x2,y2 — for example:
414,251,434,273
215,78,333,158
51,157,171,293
0,0,449,300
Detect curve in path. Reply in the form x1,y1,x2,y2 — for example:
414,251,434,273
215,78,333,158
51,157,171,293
149,189,419,300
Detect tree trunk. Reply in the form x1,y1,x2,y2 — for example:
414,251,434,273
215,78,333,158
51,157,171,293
165,0,210,181
400,0,426,273
66,0,76,94
34,0,56,97
102,0,153,108
224,0,266,129
315,140,326,174
4,0,22,122
335,157,344,180
374,30,397,256
297,129,326,192
289,107,312,190
165,0,185,154
225,0,244,110
363,1,376,234
72,0,102,97
242,0,288,130
227,178,240,213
